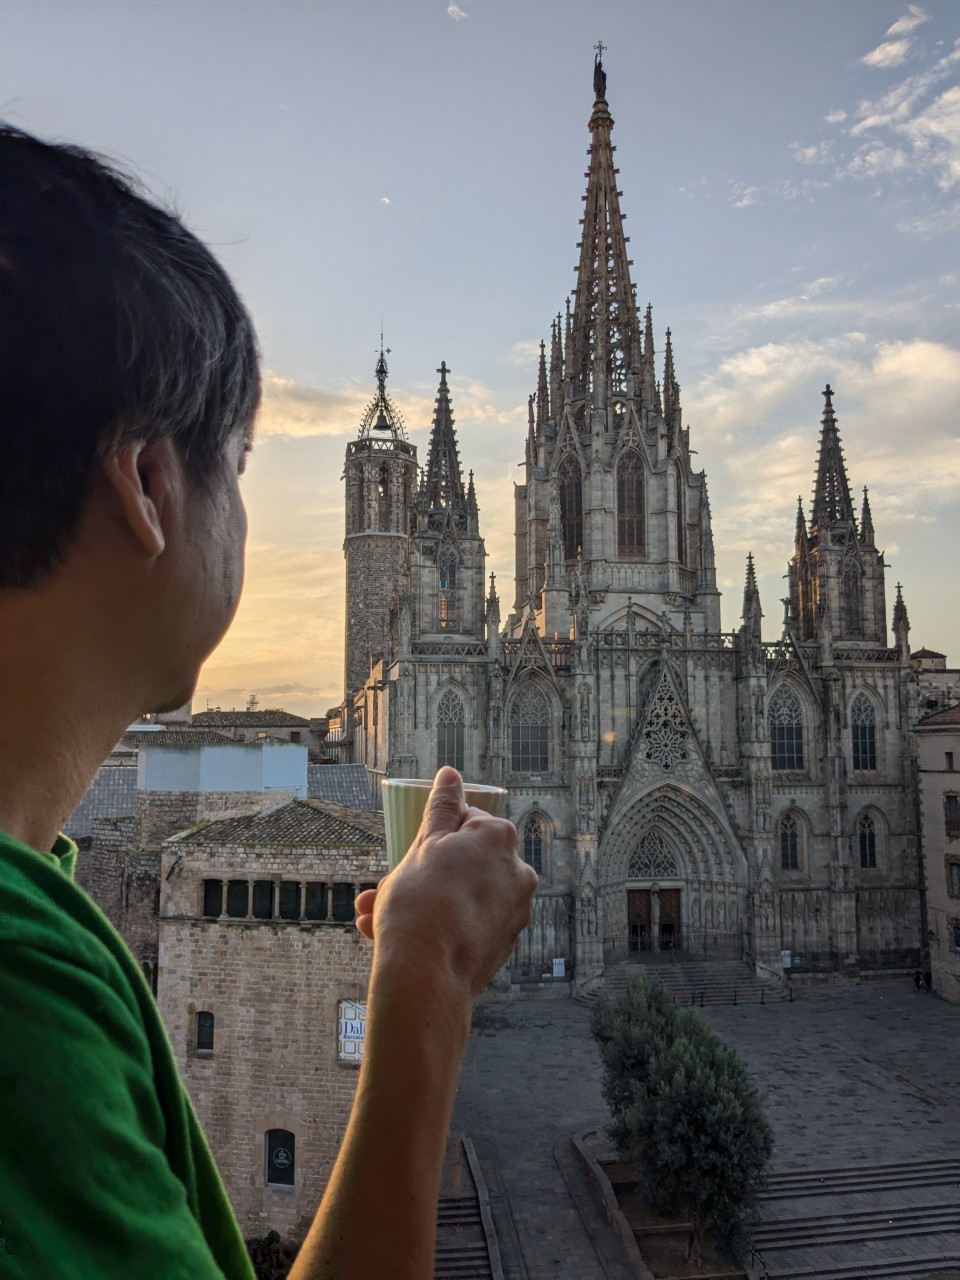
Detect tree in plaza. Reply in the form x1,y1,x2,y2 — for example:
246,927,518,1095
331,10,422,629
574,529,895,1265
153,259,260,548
592,974,773,1265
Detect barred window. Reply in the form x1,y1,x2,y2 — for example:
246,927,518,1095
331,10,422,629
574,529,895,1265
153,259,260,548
769,686,804,771
436,686,465,773
558,454,582,561
438,550,458,631
851,694,877,771
511,685,550,774
858,814,877,869
522,818,544,875
779,813,800,871
617,450,643,556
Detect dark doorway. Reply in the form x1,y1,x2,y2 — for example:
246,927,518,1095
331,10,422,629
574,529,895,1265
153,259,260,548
659,888,682,951
628,889,651,952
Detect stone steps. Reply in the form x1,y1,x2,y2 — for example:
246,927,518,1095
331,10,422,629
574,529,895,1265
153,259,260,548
435,1197,493,1279
750,1158,960,1280
602,958,787,1006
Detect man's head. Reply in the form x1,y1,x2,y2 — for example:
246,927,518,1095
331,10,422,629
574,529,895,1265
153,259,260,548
0,126,261,710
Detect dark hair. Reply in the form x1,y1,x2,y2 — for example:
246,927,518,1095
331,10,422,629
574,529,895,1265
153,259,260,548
0,125,261,589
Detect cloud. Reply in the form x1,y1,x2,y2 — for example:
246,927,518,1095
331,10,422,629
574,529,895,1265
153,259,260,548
501,339,542,368
790,140,833,165
447,3,468,19
682,337,960,609
886,5,930,37
257,373,371,439
863,38,913,69
824,109,848,125
379,195,391,205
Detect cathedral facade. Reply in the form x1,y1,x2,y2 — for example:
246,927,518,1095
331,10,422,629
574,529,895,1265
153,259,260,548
341,56,922,992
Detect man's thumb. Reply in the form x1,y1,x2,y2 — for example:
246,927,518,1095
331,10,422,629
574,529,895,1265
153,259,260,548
419,766,467,837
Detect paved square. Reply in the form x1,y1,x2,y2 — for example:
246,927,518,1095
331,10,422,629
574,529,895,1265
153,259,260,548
447,982,960,1279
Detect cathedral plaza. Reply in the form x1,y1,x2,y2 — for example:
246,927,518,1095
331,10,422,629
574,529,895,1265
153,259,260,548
446,980,960,1278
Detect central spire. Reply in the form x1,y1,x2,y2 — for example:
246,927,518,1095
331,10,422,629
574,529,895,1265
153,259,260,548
809,384,856,540
569,48,640,402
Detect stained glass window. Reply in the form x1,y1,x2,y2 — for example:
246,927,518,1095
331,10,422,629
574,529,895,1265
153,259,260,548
436,686,465,772
511,685,550,774
523,818,543,874
858,814,877,869
769,686,804,771
779,813,800,871
851,694,877,771
617,450,643,556
438,550,458,630
558,455,582,561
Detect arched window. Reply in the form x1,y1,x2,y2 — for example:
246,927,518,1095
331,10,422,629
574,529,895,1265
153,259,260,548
436,686,465,772
522,817,544,875
858,813,877,869
842,558,863,638
769,686,804,771
196,1011,215,1052
557,454,582,561
675,466,685,565
511,684,550,774
265,1128,295,1187
851,693,877,771
377,463,389,531
438,549,458,630
617,450,644,556
778,813,801,871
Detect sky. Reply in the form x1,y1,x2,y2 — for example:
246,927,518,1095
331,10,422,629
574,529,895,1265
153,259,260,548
5,0,959,717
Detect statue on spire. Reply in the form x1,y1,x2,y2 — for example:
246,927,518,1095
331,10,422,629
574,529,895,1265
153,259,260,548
593,42,607,100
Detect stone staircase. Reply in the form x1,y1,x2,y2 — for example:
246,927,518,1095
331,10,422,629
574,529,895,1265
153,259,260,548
749,1157,960,1279
435,1196,494,1278
602,956,790,1007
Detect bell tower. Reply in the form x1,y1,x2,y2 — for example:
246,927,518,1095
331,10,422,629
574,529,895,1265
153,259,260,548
343,344,417,697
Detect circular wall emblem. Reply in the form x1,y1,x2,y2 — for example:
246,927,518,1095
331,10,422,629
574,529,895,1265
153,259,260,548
272,1147,292,1169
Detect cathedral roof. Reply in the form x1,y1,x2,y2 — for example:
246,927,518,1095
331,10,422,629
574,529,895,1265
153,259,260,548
171,798,385,848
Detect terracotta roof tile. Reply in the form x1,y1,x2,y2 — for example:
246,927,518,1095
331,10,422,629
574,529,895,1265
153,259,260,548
172,798,385,848
192,710,310,728
918,704,960,727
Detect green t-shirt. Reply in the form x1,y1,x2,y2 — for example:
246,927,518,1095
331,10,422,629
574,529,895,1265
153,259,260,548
0,829,256,1279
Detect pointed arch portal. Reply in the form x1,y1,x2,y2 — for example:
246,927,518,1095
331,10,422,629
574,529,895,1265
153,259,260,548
598,785,747,962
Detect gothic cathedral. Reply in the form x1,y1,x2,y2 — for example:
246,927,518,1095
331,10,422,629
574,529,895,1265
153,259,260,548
341,55,921,992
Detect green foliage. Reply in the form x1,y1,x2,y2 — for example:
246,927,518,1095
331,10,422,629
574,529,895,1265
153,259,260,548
592,973,773,1264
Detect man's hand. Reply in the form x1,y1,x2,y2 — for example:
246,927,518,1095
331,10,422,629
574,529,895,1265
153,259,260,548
355,767,537,998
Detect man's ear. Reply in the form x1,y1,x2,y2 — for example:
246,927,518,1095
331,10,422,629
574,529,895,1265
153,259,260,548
102,438,180,559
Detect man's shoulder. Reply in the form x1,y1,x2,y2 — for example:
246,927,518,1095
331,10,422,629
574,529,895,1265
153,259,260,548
0,829,133,990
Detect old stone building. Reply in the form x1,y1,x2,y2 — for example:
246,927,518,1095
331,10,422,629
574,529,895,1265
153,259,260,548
159,799,384,1239
916,705,960,1002
343,52,924,991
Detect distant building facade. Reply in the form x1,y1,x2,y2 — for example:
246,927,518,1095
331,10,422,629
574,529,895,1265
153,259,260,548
916,705,960,1003
342,55,927,991
160,799,384,1239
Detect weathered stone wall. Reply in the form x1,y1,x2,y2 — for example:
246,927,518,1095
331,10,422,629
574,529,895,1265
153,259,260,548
917,723,960,1002
158,841,385,1242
